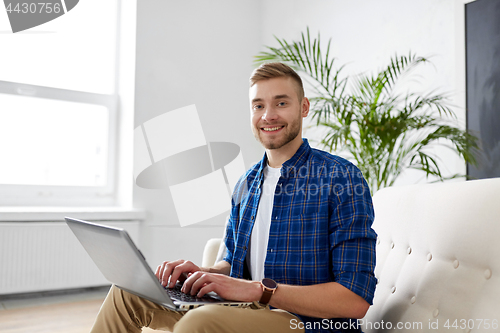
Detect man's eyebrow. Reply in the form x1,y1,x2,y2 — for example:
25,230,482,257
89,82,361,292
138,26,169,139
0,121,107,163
273,94,291,100
251,94,292,103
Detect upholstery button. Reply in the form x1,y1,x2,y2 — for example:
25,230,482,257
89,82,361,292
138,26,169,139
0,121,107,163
391,287,396,294
453,260,459,269
427,253,433,261
433,309,439,318
407,247,412,255
410,296,416,304
391,242,395,249
485,269,492,279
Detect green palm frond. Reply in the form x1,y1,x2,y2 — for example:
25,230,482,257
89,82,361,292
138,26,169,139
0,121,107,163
255,29,480,193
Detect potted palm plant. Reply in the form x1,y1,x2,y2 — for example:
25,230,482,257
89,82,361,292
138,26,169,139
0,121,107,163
255,29,479,193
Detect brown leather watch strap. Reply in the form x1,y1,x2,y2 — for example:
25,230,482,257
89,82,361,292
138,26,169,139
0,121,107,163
259,288,273,305
259,278,277,305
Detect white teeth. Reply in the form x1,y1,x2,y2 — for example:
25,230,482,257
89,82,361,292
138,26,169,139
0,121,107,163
263,126,282,131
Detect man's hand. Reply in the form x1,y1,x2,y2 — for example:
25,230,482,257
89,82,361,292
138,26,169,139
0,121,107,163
181,271,262,302
155,259,200,288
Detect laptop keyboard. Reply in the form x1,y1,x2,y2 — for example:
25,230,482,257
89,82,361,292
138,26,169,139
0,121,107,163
165,284,217,302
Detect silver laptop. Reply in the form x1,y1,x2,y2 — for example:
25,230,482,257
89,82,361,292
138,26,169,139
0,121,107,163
65,217,252,311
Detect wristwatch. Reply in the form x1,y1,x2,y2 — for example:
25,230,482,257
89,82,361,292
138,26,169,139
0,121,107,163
259,278,278,305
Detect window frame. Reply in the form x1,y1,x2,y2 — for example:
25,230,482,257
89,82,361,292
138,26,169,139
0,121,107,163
0,0,137,209
0,80,119,207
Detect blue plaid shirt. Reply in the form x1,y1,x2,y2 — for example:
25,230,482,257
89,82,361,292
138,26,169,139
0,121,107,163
223,139,377,333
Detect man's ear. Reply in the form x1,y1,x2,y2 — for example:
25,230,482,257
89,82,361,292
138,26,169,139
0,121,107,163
301,97,310,118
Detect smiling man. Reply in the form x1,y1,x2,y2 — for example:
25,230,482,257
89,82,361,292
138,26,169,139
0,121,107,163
90,63,377,333
250,72,307,155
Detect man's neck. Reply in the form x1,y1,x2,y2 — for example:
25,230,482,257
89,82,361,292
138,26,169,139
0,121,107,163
266,137,303,168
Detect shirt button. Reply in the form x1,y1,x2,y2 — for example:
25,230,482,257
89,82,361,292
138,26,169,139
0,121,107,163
251,215,254,220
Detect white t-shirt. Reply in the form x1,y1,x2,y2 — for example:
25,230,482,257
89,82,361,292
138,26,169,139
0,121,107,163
246,164,281,281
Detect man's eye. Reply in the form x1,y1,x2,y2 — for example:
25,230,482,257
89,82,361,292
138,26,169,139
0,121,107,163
278,102,286,106
253,105,263,110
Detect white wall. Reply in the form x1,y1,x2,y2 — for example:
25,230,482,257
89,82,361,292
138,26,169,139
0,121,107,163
133,0,470,266
259,0,468,186
133,0,264,267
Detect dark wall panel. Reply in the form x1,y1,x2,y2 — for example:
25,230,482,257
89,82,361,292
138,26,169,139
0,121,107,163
466,0,500,179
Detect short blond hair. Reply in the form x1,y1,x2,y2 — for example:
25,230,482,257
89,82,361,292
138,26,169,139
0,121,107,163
249,62,304,101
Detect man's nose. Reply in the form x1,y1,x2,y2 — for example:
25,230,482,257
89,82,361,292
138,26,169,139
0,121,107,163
262,106,278,122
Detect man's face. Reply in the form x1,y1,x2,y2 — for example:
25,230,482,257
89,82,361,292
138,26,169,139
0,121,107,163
249,77,309,150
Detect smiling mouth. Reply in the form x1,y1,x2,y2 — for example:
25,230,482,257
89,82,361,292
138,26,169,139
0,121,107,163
261,126,284,132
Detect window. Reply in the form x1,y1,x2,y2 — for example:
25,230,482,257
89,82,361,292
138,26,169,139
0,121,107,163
0,0,124,207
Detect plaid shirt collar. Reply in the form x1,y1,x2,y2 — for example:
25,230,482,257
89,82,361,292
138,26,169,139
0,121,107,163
255,138,312,181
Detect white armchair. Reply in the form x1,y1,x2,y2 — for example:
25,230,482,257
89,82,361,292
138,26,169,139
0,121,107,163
200,178,500,332
363,178,500,332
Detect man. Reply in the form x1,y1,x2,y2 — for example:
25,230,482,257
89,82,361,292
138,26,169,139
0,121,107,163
91,63,377,333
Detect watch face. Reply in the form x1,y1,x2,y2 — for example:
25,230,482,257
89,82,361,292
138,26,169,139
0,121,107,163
262,278,277,289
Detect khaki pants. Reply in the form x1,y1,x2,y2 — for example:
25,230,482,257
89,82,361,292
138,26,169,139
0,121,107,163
91,285,305,333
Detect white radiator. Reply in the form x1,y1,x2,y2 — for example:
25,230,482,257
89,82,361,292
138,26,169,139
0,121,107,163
0,220,140,295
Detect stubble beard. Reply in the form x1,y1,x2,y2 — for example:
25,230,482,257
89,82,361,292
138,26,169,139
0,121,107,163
254,114,302,150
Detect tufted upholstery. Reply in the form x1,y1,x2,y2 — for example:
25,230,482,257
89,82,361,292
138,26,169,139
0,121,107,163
363,178,500,332
196,178,500,332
